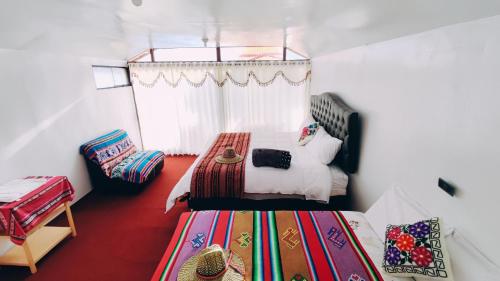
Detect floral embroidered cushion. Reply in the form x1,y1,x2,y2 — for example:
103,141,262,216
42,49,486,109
298,122,319,145
382,217,453,280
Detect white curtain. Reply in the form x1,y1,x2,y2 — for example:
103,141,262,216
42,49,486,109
130,61,310,154
220,62,310,133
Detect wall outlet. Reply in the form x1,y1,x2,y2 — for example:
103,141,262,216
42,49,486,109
438,178,456,197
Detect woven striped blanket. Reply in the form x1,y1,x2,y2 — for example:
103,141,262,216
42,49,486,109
111,150,164,184
80,129,137,177
190,133,251,199
152,211,383,281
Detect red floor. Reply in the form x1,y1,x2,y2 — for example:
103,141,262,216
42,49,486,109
0,156,195,281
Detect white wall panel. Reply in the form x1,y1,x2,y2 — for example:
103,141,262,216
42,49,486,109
311,16,500,263
0,49,142,201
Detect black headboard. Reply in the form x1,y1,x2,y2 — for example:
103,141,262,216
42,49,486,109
310,93,361,173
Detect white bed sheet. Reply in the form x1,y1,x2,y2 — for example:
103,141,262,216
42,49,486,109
166,132,348,211
342,211,413,281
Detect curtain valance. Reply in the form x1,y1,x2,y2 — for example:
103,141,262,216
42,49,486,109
129,60,311,88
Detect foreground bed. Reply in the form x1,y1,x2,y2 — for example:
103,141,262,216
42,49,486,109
155,187,500,281
151,210,406,281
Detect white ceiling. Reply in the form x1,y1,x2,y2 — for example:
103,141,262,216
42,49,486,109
1,0,500,60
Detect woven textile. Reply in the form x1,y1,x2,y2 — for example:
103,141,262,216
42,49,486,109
151,211,383,281
0,176,75,245
80,129,137,177
383,218,453,279
111,151,165,184
190,133,251,199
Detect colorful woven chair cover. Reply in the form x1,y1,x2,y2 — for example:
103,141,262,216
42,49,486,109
111,150,165,184
80,129,164,184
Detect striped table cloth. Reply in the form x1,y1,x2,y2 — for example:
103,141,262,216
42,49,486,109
0,176,75,245
152,211,383,281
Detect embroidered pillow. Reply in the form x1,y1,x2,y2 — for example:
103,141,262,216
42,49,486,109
298,122,319,145
297,115,316,138
382,218,453,280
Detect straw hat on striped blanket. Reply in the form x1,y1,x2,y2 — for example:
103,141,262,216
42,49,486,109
178,244,245,281
215,146,243,164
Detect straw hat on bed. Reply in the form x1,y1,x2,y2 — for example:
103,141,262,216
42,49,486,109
215,146,243,164
178,244,245,281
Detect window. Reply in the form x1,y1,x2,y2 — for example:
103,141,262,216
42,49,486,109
136,53,152,62
286,48,306,61
154,48,217,62
220,47,283,61
129,47,307,63
92,66,131,89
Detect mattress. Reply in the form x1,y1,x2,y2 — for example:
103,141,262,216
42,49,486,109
151,210,385,281
166,132,348,211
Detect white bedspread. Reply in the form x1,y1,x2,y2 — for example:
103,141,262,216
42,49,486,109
166,132,348,212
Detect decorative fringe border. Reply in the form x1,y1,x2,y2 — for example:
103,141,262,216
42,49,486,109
130,70,311,88
129,60,310,67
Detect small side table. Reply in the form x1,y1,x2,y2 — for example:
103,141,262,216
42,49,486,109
0,176,77,273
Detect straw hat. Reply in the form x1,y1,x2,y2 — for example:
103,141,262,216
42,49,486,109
215,146,244,164
178,244,245,281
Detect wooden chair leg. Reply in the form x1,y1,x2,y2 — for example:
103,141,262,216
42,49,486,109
64,202,77,237
22,241,37,274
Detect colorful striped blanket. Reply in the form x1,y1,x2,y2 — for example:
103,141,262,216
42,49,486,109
80,129,137,177
151,211,383,281
111,150,165,184
190,133,251,199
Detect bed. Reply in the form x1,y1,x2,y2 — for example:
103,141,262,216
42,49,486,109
155,187,500,281
150,210,407,281
166,93,361,211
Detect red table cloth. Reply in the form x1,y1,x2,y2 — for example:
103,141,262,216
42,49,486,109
0,176,75,245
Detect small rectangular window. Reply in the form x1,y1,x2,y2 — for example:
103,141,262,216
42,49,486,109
92,66,131,89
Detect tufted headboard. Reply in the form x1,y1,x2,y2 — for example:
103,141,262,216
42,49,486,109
310,93,361,173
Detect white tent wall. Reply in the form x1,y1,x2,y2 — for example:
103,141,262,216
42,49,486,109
0,49,142,201
310,15,500,263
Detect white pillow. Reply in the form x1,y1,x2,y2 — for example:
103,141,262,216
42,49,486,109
365,186,454,242
305,126,343,164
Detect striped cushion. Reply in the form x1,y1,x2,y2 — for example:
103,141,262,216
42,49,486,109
80,129,137,177
111,151,165,184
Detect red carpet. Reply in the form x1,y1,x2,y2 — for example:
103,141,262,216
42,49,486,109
0,156,195,281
